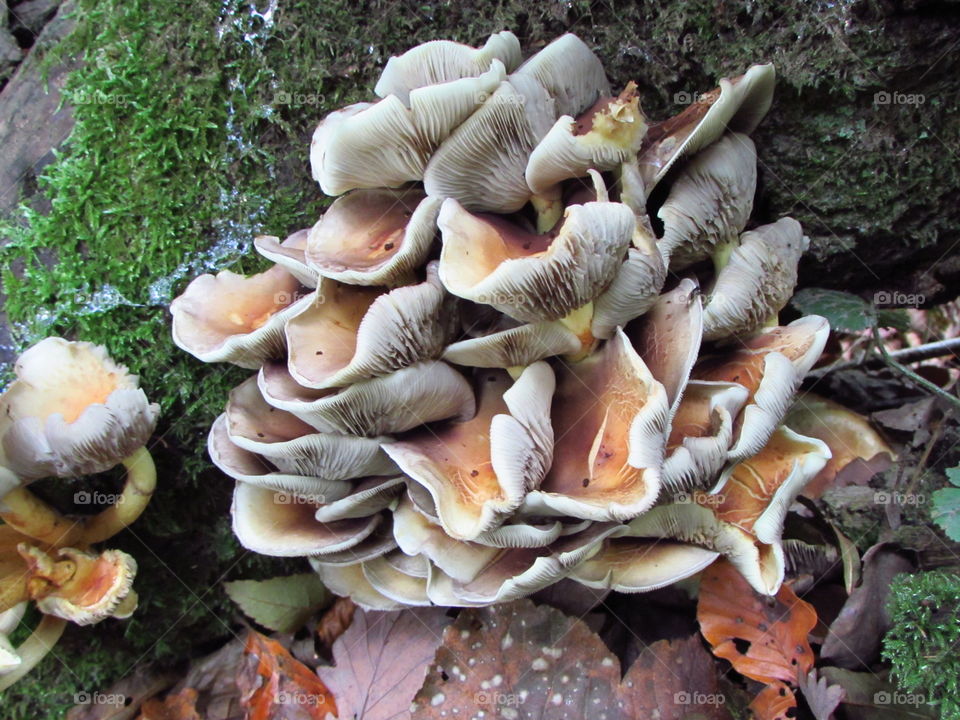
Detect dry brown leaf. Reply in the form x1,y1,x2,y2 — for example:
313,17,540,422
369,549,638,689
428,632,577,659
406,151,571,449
316,607,451,720
239,629,336,720
698,559,817,686
413,599,730,720
798,668,845,720
316,596,356,650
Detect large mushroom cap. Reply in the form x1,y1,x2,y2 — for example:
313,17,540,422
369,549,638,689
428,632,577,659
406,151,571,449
0,338,159,479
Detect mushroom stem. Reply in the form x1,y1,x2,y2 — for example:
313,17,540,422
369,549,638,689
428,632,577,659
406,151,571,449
559,304,598,361
80,447,157,545
0,615,66,691
0,575,28,614
711,238,737,277
0,489,82,548
0,447,156,548
530,187,563,233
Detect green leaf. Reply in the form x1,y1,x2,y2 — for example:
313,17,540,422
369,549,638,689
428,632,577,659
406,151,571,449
931,466,960,542
790,288,875,333
876,309,911,332
224,573,330,633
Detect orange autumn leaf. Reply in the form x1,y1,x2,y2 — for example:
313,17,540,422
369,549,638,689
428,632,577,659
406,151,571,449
240,629,337,720
749,681,797,720
137,688,202,720
697,559,816,685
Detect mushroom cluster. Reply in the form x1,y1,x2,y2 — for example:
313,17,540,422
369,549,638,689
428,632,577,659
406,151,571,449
0,338,158,687
172,32,832,609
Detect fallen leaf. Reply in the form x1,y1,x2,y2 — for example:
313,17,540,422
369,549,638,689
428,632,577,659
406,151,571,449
225,573,330,633
932,466,960,541
821,544,915,669
785,393,894,499
413,599,730,720
240,630,336,720
138,689,202,720
749,681,797,720
317,607,451,720
315,596,356,650
68,666,177,720
820,667,937,719
798,668,845,720
790,288,874,333
697,559,816,686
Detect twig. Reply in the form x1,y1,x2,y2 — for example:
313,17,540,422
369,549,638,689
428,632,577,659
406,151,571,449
871,326,960,411
808,335,960,379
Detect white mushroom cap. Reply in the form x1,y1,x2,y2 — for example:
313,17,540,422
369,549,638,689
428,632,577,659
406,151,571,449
657,133,758,270
310,560,402,610
693,315,830,461
285,263,454,389
311,61,506,195
258,360,475,436
702,217,808,341
525,83,647,194
522,329,669,521
512,33,610,117
382,363,555,541
360,551,432,606
305,190,441,287
442,321,582,368
374,31,522,103
171,264,311,369
423,75,556,212
589,233,667,341
569,538,719,593
231,482,384,558
223,379,398,481
436,187,635,322
627,278,703,414
0,603,26,671
253,229,318,288
638,64,774,191
661,381,749,492
0,338,159,480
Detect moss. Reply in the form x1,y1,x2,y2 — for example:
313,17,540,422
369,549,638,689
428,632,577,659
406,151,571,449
883,570,960,719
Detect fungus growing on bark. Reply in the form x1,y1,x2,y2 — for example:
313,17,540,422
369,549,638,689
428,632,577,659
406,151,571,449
172,31,853,611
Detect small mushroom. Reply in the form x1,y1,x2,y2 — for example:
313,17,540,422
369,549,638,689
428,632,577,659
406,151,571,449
171,264,310,368
374,31,523,103
310,560,402,611
638,64,774,190
360,551,431,606
382,363,554,541
693,315,830,460
526,82,647,195
258,359,475,436
305,189,441,287
522,329,669,521
436,175,635,323
657,133,758,271
0,338,159,547
253,229,318,288
285,263,454,389
19,545,138,625
231,482,385,558
569,537,719,593
702,217,807,340
311,61,506,195
423,75,556,214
